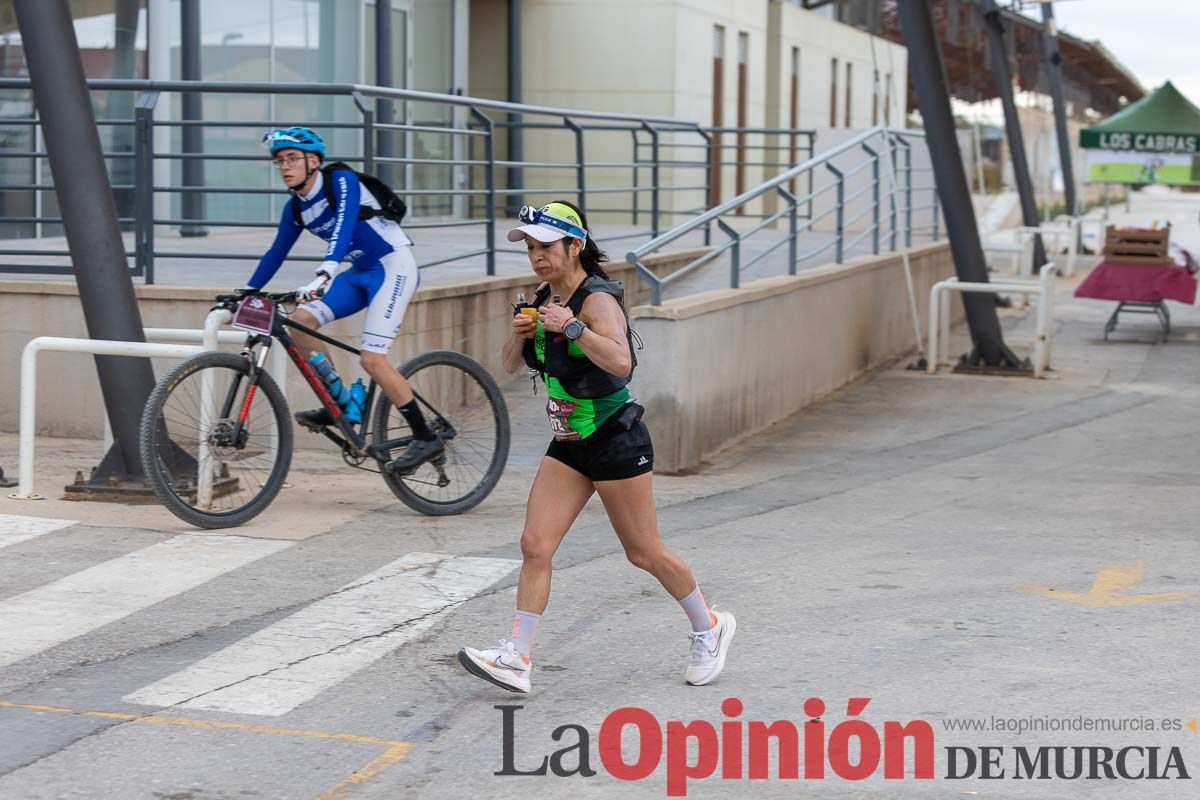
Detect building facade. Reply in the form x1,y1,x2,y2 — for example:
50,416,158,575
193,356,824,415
0,0,904,236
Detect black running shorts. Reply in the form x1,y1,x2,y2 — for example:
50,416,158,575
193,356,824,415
545,420,654,482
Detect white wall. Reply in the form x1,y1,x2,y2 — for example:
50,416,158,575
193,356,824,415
768,2,908,133
466,0,912,226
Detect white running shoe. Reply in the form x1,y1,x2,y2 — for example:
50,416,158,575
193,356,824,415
685,610,736,686
458,640,532,693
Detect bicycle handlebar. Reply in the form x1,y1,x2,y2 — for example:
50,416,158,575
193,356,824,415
212,289,300,311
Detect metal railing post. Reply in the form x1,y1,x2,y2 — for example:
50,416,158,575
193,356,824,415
778,185,798,274
352,91,375,175
630,129,640,226
471,107,496,276
826,162,845,263
887,132,898,251
897,136,913,247
642,121,660,239
863,142,880,255
717,218,741,289
564,116,585,214
695,125,712,245
133,90,158,283
806,132,816,221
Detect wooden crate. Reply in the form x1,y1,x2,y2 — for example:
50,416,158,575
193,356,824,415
1104,225,1173,264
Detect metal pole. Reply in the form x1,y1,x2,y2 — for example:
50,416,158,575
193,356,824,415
472,107,497,276
179,0,206,237
827,163,844,263
630,130,639,226
317,0,338,123
375,0,394,186
565,116,585,214
718,218,740,290
505,0,523,216
107,0,139,228
14,0,158,487
864,143,880,254
889,134,898,250
353,91,375,174
779,186,798,274
695,126,712,245
981,0,1045,271
134,92,158,283
900,137,913,247
897,0,1019,368
1041,2,1078,222
644,122,660,239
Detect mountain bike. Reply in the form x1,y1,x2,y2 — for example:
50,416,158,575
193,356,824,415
139,290,509,529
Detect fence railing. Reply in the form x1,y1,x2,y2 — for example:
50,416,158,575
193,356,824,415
0,78,815,284
626,125,938,304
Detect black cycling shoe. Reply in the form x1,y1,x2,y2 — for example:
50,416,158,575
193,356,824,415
386,437,445,475
294,408,334,430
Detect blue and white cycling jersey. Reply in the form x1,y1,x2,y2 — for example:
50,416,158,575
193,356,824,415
247,169,418,355
246,168,413,290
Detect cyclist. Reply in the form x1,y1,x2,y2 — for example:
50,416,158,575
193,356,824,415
458,201,735,693
246,127,440,474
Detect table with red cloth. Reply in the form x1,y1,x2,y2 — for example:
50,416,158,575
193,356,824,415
1074,259,1198,340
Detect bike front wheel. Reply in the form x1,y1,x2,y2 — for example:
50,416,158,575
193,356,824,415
140,351,293,529
372,350,509,515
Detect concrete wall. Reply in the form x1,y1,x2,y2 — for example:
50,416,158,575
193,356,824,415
630,241,958,474
0,249,703,441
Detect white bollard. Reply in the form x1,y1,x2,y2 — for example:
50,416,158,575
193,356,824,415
12,338,203,501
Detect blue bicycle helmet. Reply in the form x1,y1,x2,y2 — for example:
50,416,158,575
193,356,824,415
262,126,326,159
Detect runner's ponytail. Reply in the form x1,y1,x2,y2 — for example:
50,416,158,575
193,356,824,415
557,200,611,280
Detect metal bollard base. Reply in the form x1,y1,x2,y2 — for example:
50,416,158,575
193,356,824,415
63,469,160,503
951,346,1034,377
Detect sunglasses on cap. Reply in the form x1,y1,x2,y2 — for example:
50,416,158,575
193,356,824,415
518,203,588,243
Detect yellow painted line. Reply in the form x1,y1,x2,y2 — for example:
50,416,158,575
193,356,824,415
1016,561,1200,608
0,699,412,798
316,745,410,800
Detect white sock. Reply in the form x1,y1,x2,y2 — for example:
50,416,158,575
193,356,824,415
511,610,540,662
679,586,716,632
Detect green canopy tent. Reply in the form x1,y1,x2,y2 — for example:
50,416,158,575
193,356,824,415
1080,81,1200,186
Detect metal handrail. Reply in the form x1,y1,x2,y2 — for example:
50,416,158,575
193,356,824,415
0,77,818,285
626,126,935,303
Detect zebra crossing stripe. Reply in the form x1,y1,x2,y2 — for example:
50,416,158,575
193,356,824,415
0,514,76,550
0,534,291,668
124,552,519,716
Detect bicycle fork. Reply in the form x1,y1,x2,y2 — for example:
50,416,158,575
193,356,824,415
227,336,273,447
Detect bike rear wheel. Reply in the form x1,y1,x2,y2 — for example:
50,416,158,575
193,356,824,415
140,351,293,529
372,350,509,515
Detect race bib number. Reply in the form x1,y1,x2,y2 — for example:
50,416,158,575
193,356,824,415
231,295,276,335
546,398,581,441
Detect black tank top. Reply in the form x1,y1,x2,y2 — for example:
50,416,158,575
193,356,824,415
522,275,637,399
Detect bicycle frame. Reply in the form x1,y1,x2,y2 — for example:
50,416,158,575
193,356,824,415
217,304,446,466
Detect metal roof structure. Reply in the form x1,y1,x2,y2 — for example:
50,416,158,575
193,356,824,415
815,0,1145,117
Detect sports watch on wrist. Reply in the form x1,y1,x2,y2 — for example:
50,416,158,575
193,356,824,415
564,318,587,341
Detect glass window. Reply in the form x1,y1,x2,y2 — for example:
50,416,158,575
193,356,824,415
830,57,838,127
844,62,852,127
0,0,149,238
410,0,454,215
